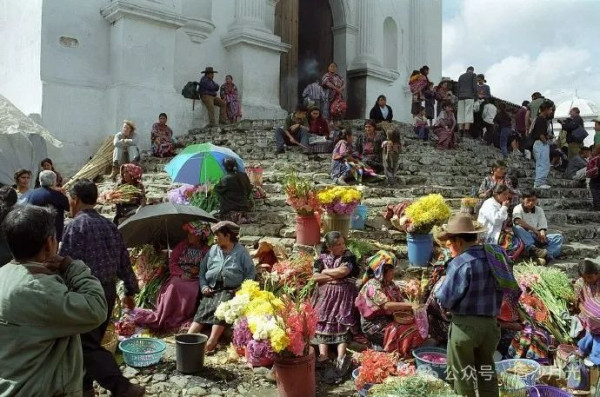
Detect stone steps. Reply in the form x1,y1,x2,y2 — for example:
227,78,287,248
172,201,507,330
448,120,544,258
95,119,600,265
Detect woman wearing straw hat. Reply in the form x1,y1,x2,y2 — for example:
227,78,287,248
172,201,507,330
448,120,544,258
435,213,520,397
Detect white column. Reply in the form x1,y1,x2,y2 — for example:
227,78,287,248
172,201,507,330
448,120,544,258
409,0,424,70
352,0,380,67
222,0,288,119
231,0,268,33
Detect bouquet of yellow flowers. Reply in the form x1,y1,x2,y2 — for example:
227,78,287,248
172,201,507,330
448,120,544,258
215,280,317,358
403,194,451,234
317,186,362,215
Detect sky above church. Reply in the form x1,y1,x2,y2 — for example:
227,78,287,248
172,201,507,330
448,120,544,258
442,0,600,111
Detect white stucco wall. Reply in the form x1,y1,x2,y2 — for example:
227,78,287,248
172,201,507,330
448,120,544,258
360,0,442,122
0,0,44,116
0,0,442,176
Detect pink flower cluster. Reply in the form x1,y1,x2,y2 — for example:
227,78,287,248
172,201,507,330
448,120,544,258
232,317,253,348
284,302,317,357
323,201,358,215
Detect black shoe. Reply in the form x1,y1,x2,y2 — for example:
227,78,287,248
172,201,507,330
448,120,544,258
275,147,285,154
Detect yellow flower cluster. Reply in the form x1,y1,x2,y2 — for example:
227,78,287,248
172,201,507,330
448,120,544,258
405,194,451,228
317,186,362,205
247,315,289,352
238,280,262,299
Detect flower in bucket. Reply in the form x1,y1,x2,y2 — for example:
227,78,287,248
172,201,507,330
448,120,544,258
216,280,317,358
403,194,451,235
283,170,320,216
317,186,362,215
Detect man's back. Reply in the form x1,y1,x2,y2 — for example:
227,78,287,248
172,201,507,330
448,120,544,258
0,261,106,396
59,209,138,295
457,71,476,100
25,187,69,240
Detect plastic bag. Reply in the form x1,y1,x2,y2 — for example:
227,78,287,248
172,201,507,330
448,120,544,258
564,354,590,391
413,305,429,339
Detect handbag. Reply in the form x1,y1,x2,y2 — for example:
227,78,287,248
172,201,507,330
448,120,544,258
586,156,600,179
572,126,589,143
330,96,347,119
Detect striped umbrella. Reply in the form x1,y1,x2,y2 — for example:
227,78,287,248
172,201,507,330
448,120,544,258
165,143,245,185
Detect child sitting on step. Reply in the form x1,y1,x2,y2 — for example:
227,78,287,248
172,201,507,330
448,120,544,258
382,127,402,185
412,106,429,140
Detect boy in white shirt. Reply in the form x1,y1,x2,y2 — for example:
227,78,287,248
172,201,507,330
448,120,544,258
512,189,564,264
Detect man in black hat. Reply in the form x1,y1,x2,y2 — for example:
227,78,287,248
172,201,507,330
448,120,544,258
199,66,227,127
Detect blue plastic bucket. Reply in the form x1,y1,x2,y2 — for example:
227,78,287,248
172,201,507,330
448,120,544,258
406,233,433,267
351,205,368,230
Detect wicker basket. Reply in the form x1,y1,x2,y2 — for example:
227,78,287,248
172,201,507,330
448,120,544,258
393,311,415,324
101,330,119,355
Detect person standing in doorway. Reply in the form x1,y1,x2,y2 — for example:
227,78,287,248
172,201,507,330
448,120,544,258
59,179,143,397
199,66,227,127
456,66,477,138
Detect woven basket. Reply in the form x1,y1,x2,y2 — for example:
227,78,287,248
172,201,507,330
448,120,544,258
101,330,119,356
393,311,415,325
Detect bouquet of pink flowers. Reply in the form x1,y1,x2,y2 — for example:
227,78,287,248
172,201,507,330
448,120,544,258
283,170,320,216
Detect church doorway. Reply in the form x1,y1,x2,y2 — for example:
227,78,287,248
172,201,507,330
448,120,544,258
275,0,334,112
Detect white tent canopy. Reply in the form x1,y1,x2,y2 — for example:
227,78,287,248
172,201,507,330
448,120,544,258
0,95,62,187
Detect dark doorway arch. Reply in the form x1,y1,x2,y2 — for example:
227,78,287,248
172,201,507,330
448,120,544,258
276,0,334,112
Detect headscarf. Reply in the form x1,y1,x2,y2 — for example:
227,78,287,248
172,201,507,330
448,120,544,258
361,250,396,286
183,221,211,240
120,163,143,184
210,220,240,236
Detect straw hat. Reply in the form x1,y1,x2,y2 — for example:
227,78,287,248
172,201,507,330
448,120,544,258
435,213,488,241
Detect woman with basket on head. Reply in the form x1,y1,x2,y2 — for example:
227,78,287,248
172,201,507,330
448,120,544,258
355,250,425,357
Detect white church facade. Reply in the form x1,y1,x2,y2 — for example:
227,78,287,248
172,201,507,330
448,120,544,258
0,0,442,173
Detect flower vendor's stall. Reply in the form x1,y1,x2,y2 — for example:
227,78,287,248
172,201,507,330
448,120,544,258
317,186,362,238
215,280,318,397
392,194,451,267
513,263,576,349
282,170,321,245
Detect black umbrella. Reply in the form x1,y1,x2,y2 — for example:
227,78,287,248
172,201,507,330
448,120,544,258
118,202,217,248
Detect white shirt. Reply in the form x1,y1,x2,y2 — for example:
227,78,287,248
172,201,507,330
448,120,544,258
482,104,497,124
380,106,389,120
512,204,548,231
477,197,508,244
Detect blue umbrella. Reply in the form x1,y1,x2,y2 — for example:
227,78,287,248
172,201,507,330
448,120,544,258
165,143,245,185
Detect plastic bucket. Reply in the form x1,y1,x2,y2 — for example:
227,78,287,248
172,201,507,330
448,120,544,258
273,347,315,397
295,214,321,245
323,213,351,239
351,205,368,230
175,333,207,374
406,233,433,267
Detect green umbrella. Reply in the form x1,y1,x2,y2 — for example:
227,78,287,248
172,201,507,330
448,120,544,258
165,143,245,185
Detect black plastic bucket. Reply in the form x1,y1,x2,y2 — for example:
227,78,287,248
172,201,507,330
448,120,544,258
175,333,207,374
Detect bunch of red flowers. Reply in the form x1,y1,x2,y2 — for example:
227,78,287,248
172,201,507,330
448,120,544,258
355,350,398,390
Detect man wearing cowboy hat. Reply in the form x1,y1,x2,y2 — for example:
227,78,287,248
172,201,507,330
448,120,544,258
198,66,227,127
435,213,515,397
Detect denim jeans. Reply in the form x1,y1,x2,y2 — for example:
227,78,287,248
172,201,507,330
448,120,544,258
274,126,310,150
414,126,429,140
533,140,550,186
513,225,564,259
500,127,511,157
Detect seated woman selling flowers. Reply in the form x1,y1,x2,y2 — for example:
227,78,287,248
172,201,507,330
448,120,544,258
189,221,255,353
355,250,424,357
135,221,211,331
